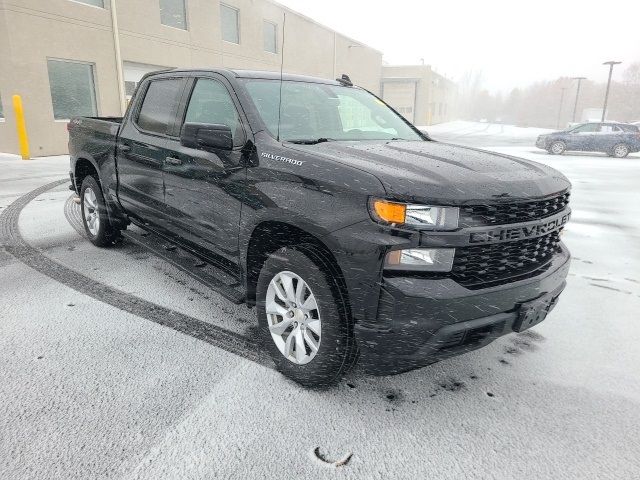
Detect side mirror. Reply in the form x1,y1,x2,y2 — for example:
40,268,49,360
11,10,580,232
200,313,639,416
181,123,233,151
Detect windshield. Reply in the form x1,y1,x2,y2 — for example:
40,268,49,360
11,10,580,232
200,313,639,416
240,79,423,142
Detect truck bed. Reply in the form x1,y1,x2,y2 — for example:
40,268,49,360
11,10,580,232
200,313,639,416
68,116,123,168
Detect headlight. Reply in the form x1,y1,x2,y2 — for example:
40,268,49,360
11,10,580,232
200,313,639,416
385,248,455,272
369,198,459,230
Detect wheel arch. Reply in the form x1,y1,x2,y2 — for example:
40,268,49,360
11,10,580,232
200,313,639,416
245,221,351,319
73,155,128,229
612,142,630,158
73,156,100,192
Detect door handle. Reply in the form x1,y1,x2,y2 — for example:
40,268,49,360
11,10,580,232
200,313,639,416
165,156,183,166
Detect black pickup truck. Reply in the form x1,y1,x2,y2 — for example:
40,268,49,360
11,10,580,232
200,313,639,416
68,69,571,386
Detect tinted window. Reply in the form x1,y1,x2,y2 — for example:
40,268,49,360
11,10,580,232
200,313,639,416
620,124,639,132
47,59,98,120
184,78,244,146
598,124,619,133
221,4,239,43
160,0,187,29
137,79,183,135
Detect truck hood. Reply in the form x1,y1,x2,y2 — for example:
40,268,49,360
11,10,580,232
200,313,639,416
288,140,570,204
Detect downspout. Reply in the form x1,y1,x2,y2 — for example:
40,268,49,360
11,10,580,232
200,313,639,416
110,0,126,115
333,32,337,78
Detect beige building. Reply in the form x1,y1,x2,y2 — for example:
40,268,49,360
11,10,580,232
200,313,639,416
381,65,457,126
0,0,383,156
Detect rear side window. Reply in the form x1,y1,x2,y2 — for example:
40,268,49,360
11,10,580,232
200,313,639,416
136,78,183,135
184,78,244,146
620,124,639,132
598,124,621,133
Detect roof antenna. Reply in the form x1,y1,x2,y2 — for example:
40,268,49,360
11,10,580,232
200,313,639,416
276,12,286,142
336,74,352,87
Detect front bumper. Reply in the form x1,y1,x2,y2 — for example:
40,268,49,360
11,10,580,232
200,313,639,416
355,245,570,375
535,137,548,149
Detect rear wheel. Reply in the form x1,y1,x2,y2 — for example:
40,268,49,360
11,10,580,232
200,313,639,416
80,175,119,247
548,141,566,155
256,247,354,387
612,143,629,158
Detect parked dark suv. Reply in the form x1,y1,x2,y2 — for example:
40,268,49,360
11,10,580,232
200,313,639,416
536,122,640,157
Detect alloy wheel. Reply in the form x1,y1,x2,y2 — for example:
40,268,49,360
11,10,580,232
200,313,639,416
83,187,100,236
551,142,565,154
265,270,321,365
614,144,629,158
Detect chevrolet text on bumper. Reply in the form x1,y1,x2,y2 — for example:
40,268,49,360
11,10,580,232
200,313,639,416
67,69,571,386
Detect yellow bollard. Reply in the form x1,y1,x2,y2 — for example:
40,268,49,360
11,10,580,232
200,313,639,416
12,95,30,160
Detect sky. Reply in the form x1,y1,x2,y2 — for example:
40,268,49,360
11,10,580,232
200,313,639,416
276,0,640,92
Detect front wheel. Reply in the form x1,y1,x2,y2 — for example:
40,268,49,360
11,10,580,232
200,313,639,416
548,141,566,155
612,143,629,158
80,175,119,247
256,247,354,387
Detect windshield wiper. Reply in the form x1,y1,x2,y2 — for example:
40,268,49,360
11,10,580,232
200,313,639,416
285,138,335,145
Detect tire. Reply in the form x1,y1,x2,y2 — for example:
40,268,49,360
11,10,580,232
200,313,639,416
549,141,566,155
80,175,119,247
611,143,629,158
256,247,354,387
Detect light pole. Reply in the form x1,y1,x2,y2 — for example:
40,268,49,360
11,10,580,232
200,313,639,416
601,61,622,122
571,77,587,123
557,86,567,129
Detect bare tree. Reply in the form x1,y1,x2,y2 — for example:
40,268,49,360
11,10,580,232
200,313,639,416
455,66,640,127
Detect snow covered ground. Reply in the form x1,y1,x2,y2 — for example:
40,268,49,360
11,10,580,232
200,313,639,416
422,120,554,146
1,126,639,479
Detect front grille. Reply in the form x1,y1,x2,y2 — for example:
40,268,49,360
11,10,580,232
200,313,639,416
459,192,570,227
452,231,563,289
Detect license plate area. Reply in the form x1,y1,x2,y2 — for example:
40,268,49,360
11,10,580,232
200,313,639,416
513,295,555,332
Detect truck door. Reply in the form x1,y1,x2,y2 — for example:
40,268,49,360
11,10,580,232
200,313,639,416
162,75,247,272
116,77,186,225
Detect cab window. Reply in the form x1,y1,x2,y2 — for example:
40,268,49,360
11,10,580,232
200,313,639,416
184,78,245,147
136,78,184,135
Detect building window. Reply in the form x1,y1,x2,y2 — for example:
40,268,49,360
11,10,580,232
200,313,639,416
71,0,104,7
160,0,187,30
47,59,98,120
263,21,277,53
221,4,239,44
